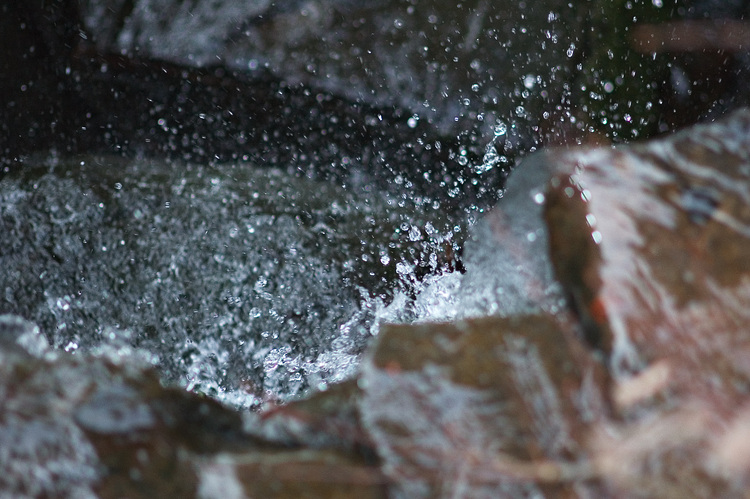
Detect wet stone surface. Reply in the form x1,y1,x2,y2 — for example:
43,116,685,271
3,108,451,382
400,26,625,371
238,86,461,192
359,314,610,498
0,316,384,498
544,108,750,393
543,108,750,496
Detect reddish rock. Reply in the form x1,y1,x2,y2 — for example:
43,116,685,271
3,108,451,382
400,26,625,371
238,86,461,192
6,107,750,497
545,109,750,392
0,315,385,498
359,314,609,497
543,109,750,494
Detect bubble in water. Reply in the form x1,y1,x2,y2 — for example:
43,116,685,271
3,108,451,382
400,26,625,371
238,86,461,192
395,261,412,278
494,121,507,136
56,297,71,311
476,147,498,174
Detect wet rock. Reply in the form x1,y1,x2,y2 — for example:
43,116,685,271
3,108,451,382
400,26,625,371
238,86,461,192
248,379,375,453
456,152,566,318
366,109,750,496
7,111,750,495
544,108,750,385
0,315,384,498
196,449,386,499
81,0,584,146
3,3,496,209
359,313,609,497
542,108,750,494
72,0,749,148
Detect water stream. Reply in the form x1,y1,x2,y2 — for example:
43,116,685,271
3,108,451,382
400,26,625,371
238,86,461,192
0,152,494,409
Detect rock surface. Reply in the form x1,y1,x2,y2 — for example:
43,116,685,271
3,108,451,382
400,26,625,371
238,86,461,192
7,0,748,172
543,108,750,495
359,314,609,497
0,314,385,498
545,109,750,386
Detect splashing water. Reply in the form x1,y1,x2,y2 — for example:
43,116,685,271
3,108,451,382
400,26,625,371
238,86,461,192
0,153,467,408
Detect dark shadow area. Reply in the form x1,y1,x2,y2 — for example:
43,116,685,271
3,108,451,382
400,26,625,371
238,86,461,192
1,1,503,212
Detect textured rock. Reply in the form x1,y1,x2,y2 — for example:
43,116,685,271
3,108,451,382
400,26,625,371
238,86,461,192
545,109,750,388
543,108,750,495
0,315,385,498
359,314,609,497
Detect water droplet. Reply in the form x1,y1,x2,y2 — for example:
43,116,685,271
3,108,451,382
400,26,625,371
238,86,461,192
396,261,412,277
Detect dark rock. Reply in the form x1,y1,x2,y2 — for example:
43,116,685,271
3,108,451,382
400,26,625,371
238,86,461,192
196,449,386,499
1,2,501,211
73,0,750,147
81,0,584,144
250,379,376,453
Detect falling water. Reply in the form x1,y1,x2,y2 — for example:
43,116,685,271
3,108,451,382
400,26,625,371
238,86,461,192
0,153,477,408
